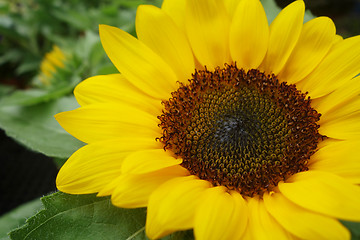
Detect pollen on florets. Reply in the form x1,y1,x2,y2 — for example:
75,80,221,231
157,64,323,197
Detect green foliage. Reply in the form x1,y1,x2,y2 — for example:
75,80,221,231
0,96,84,158
0,1,150,157
261,0,282,23
9,192,193,240
0,198,43,240
0,78,80,107
342,221,360,240
0,85,14,96
0,0,161,80
261,0,315,24
0,31,112,107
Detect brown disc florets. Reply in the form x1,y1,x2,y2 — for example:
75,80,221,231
157,64,323,197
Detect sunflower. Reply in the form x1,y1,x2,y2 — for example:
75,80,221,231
39,45,66,86
55,0,360,239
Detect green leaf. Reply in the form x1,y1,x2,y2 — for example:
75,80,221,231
261,0,282,24
0,50,22,66
0,83,74,107
0,96,84,158
0,198,43,240
9,192,147,240
0,84,14,97
52,157,67,169
261,0,315,24
304,9,316,23
51,9,93,30
164,231,195,240
0,89,57,106
0,235,9,240
342,221,360,240
0,24,28,48
9,192,194,240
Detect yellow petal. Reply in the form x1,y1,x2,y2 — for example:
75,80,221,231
136,5,195,82
333,34,343,44
74,73,161,114
121,149,182,174
146,176,211,239
312,75,360,113
242,197,294,240
264,192,350,240
315,137,339,150
260,0,305,75
56,137,161,194
297,35,360,98
55,102,159,144
314,76,360,124
185,0,231,69
230,0,269,70
279,17,336,84
224,0,241,18
309,140,360,183
279,171,360,221
161,0,186,32
194,187,248,240
40,61,55,78
110,165,189,208
99,24,177,100
319,112,360,140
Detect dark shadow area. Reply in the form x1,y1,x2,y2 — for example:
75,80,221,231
276,0,360,37
0,129,57,216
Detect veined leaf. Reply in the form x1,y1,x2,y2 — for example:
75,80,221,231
0,198,43,240
0,96,84,158
9,192,194,240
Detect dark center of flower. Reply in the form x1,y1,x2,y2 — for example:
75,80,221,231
157,64,323,197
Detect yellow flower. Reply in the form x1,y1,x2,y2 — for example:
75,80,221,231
55,0,360,239
39,45,66,85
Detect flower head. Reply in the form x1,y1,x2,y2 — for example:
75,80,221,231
39,45,66,85
55,0,360,239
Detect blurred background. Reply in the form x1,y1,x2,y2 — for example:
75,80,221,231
0,0,162,216
0,0,359,217
278,0,360,36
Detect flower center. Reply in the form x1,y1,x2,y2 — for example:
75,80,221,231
157,64,323,197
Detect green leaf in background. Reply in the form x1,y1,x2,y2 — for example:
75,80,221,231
0,96,84,158
0,79,80,107
0,85,14,97
52,158,67,169
9,192,194,240
261,0,282,23
0,0,162,82
303,9,315,23
342,221,360,240
261,0,315,23
0,198,43,240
